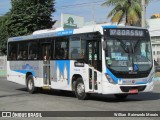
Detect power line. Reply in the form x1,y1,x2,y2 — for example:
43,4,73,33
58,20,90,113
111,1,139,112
55,3,103,10
55,0,105,9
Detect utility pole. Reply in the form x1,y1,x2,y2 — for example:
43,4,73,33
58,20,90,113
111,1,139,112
141,0,146,28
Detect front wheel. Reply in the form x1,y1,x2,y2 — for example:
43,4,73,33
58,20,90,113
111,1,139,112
75,78,87,100
27,75,37,94
114,94,128,99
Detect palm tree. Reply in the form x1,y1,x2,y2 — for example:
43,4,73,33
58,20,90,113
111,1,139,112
102,0,150,26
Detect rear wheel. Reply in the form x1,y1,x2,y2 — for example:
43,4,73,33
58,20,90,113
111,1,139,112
27,75,37,94
114,94,128,99
75,78,87,100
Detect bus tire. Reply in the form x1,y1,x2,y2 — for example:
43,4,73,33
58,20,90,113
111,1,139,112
27,75,37,94
75,78,87,100
114,94,128,99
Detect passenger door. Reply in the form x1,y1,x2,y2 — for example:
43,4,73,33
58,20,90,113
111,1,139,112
87,40,102,92
42,43,51,86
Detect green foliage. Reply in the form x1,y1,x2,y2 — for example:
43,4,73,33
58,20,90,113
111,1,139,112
7,0,56,37
0,14,9,55
0,0,56,55
102,0,151,26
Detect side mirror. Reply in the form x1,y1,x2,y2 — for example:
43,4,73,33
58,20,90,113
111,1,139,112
103,41,107,50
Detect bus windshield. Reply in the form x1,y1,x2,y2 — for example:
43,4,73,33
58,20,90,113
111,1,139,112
105,37,153,73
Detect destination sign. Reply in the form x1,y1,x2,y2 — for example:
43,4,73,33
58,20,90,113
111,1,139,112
103,28,148,38
109,29,145,37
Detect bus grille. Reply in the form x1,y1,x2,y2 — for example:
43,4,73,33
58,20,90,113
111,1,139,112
115,73,149,78
120,86,146,92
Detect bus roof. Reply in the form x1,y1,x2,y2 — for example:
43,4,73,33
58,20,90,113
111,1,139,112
8,24,147,42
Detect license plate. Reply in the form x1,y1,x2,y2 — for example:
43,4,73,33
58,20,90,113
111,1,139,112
129,89,138,94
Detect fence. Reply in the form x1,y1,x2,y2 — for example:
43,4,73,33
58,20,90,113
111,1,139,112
0,56,7,77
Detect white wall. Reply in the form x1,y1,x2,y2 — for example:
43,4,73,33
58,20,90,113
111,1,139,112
0,56,7,77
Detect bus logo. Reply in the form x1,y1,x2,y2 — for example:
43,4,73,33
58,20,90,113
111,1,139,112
132,80,135,84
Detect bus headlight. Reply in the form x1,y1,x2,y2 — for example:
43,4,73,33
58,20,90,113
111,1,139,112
105,74,115,84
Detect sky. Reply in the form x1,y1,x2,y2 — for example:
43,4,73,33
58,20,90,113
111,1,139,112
0,0,160,23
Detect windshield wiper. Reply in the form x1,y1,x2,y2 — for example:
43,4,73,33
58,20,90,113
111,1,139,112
133,40,140,52
106,36,129,53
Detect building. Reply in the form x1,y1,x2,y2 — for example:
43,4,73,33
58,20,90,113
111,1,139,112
150,28,160,63
148,18,160,63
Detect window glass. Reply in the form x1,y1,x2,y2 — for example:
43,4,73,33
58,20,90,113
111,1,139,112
55,37,68,59
8,42,17,60
28,41,38,60
153,51,155,55
17,42,28,60
157,51,160,55
105,38,152,72
70,36,86,59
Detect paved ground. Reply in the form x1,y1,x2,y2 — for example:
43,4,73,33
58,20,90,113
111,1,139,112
0,77,159,120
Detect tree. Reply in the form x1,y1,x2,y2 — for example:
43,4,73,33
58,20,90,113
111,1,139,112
7,0,56,37
101,0,150,26
0,14,9,55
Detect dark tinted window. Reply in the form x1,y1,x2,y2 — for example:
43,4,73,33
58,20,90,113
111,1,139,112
17,42,28,60
8,42,17,60
28,41,38,60
70,35,86,59
55,37,69,59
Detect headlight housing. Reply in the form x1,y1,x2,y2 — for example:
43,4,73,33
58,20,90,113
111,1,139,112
105,74,116,84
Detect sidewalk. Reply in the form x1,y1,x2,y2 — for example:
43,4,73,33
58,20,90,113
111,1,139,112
0,76,7,80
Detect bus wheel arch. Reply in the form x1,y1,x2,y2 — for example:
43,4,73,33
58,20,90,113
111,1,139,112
26,73,37,94
71,74,82,91
25,72,32,85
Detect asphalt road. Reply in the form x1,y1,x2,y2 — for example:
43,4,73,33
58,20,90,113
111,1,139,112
0,77,159,120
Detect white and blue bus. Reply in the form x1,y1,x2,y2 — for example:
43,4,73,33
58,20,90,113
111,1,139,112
7,24,154,100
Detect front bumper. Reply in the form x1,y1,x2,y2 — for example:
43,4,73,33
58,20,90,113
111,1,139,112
101,81,154,94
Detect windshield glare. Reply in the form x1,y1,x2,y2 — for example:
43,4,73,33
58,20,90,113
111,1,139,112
105,38,152,72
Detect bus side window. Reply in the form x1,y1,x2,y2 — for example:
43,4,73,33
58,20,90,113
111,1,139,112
71,48,78,59
70,35,86,60
17,42,28,60
17,51,23,59
28,41,38,60
8,42,17,60
55,38,68,59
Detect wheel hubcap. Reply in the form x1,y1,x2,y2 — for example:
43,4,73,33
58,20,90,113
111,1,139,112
28,79,33,90
77,83,85,96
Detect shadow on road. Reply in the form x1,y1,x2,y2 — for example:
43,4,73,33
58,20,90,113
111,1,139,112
16,87,160,103
87,92,160,102
0,93,28,98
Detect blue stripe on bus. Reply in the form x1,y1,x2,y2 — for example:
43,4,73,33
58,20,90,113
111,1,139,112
57,30,73,36
14,70,35,76
135,82,148,84
102,26,117,29
55,60,70,85
106,68,119,84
